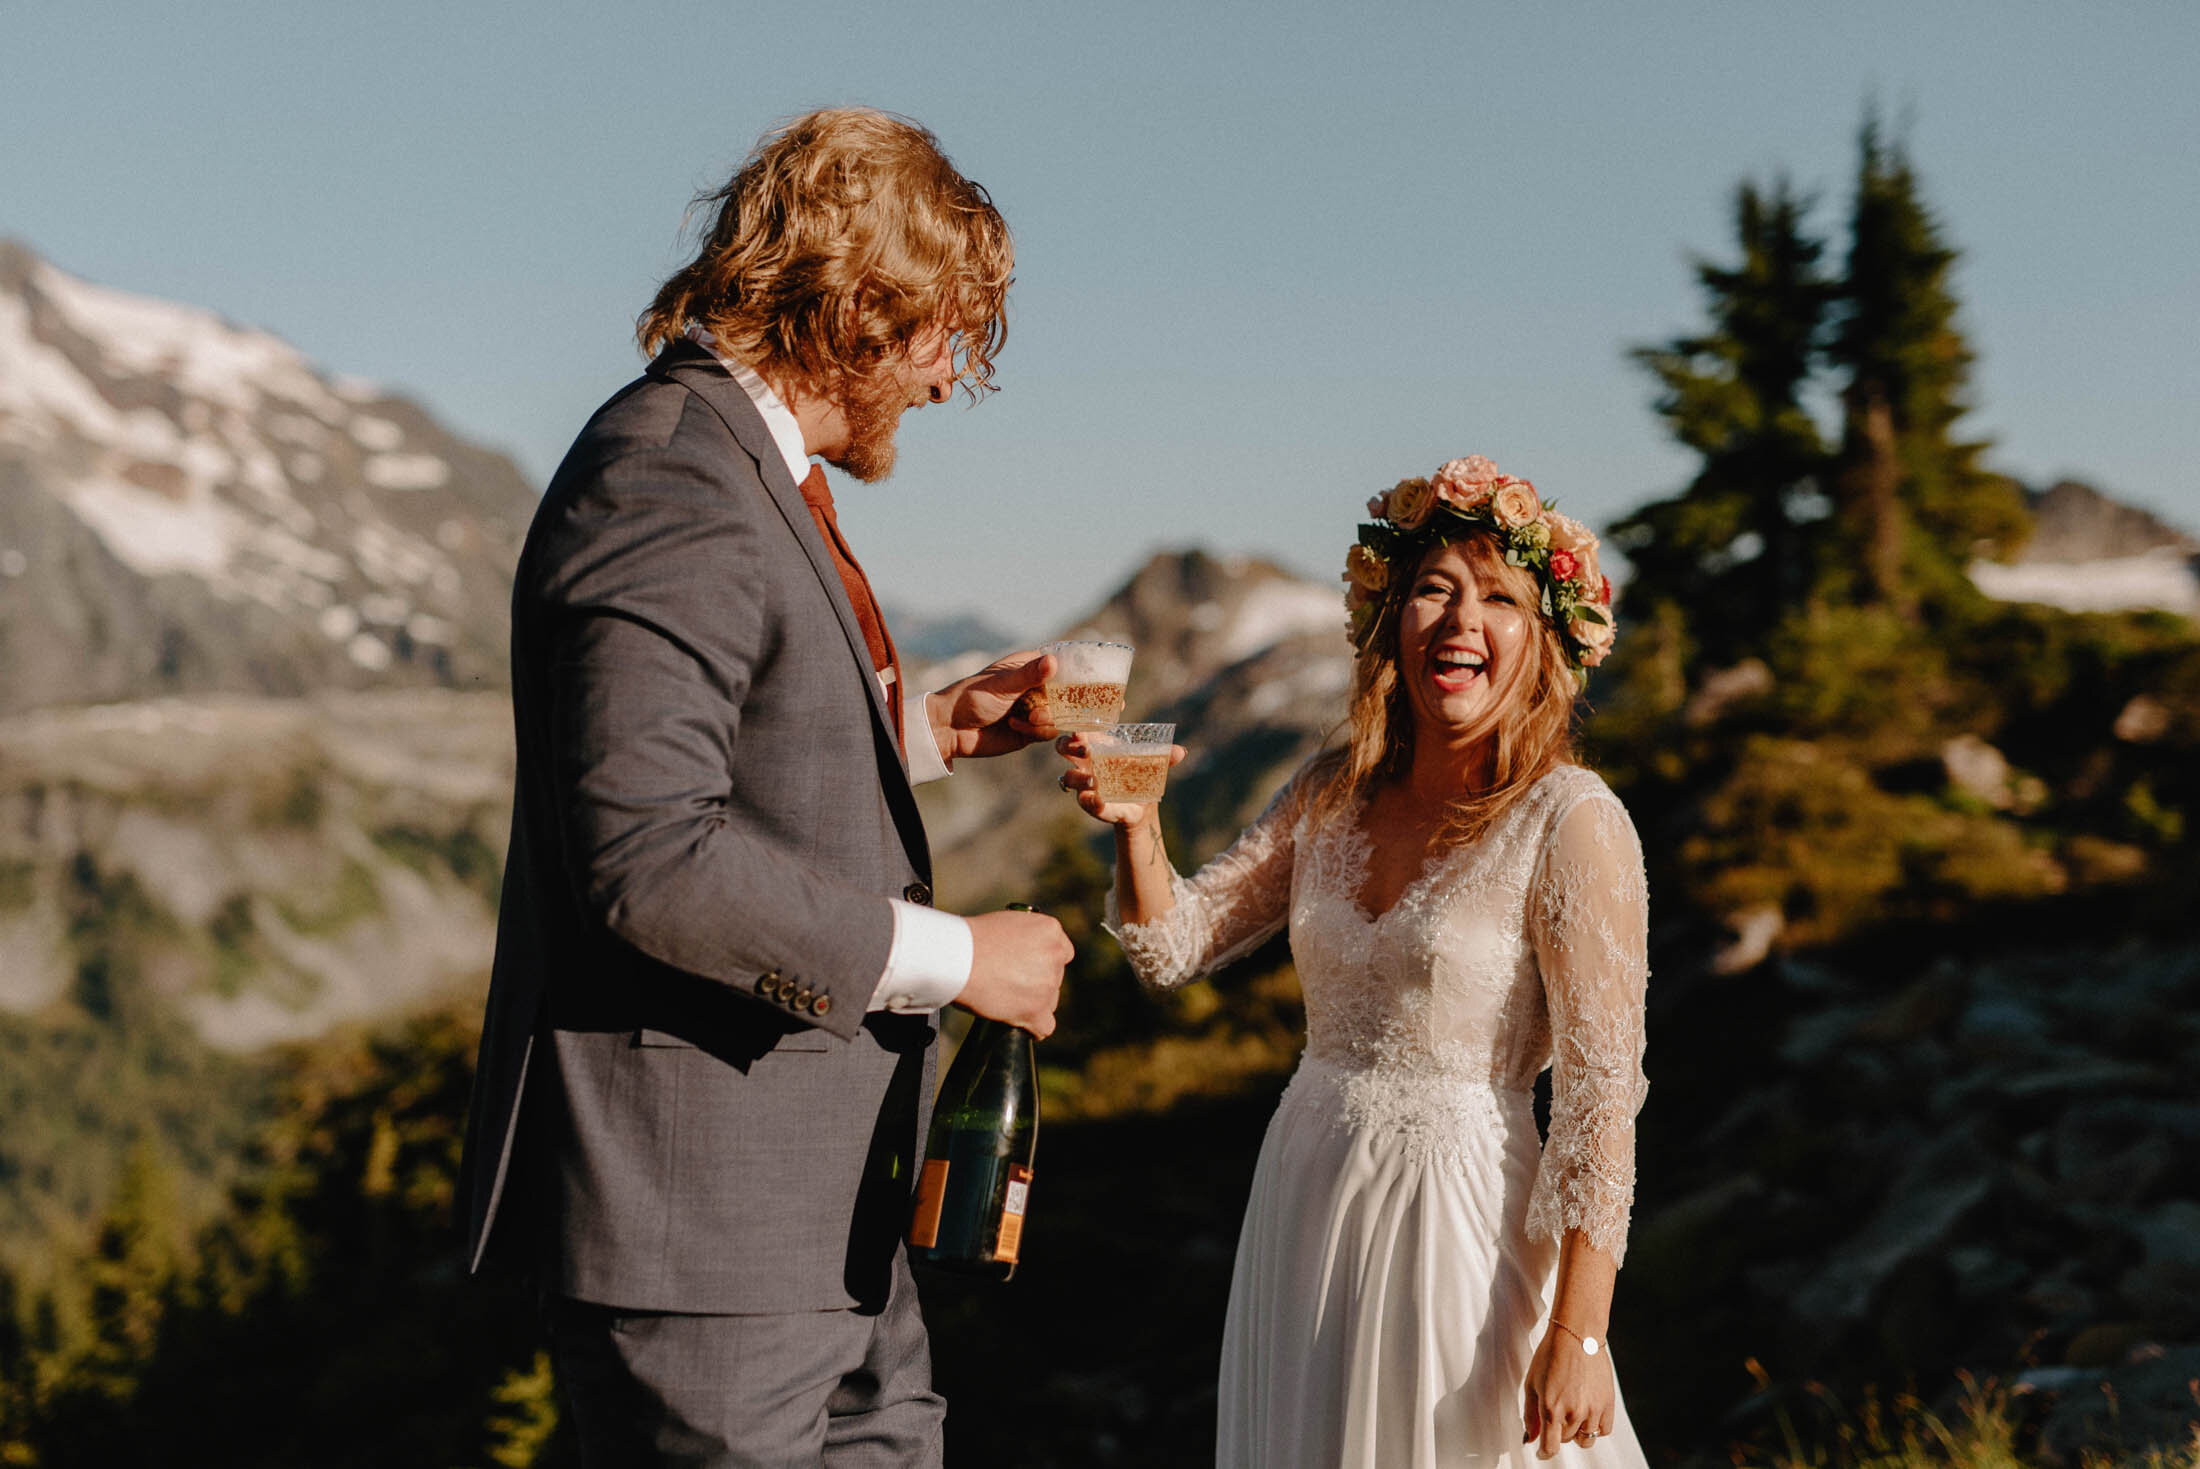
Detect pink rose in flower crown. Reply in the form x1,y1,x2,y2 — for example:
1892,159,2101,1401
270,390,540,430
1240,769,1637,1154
1435,454,1499,486
1384,477,1437,530
1574,613,1616,666
1489,479,1542,530
1367,494,1389,519
1549,548,1580,584
1545,511,1593,555
1431,455,1500,511
1574,539,1602,595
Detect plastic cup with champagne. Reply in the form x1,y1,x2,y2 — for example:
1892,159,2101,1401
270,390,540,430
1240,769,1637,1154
1023,639,1133,735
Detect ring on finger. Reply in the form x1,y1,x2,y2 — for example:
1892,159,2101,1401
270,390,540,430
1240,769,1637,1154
1058,772,1072,791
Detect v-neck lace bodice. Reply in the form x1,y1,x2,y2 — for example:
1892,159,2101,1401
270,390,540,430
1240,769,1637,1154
1108,760,1651,1260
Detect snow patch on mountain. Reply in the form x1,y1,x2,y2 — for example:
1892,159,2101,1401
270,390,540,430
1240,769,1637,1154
0,294,136,448
63,474,244,579
1244,653,1354,720
33,260,347,420
1215,579,1348,663
364,452,451,490
1969,550,2199,617
349,414,404,450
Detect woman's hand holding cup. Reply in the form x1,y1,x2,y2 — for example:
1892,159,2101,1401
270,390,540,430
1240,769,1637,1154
1056,727,1184,827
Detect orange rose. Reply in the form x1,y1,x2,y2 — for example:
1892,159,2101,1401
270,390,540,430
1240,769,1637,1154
1386,478,1436,530
1345,543,1388,593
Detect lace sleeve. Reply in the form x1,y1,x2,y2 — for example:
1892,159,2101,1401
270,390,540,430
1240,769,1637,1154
1523,786,1650,1264
1102,769,1310,991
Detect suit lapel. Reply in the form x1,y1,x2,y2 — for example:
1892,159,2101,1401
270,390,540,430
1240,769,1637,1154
647,343,932,880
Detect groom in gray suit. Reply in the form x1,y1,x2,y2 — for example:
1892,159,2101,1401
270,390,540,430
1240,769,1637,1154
459,109,1071,1466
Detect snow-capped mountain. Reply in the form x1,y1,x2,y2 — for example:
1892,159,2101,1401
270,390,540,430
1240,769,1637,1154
0,240,535,714
1969,479,2199,618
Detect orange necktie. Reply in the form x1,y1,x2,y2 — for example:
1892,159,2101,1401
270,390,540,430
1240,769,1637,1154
797,465,904,749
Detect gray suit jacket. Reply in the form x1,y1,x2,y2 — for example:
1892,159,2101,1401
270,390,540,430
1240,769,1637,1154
459,341,938,1314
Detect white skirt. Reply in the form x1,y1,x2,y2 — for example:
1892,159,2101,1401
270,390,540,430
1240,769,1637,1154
1216,1057,1648,1469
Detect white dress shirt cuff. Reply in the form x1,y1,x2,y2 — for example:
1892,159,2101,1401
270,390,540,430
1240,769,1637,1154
903,687,950,785
869,900,972,1012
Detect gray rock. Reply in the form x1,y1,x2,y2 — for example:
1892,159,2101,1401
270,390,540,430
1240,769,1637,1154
1954,994,2055,1062
1790,1132,1994,1327
1712,903,1784,975
2031,1343,2200,1466
1946,1244,2029,1304
2057,1131,2180,1207
1684,658,1773,727
1999,1061,2175,1101
2129,1205,2200,1275
1780,1002,1871,1066
1942,733,2015,808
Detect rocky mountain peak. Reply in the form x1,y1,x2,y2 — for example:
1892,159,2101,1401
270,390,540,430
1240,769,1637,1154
0,243,536,714
2022,479,2197,563
1054,549,1348,708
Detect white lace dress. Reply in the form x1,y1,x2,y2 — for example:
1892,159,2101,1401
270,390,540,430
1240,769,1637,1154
1112,762,1651,1469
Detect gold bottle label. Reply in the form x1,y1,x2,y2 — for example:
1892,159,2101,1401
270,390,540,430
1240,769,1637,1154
909,1158,949,1248
992,1164,1034,1263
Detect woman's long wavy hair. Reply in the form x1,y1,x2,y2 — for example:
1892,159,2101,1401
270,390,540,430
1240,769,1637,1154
1308,524,1579,847
636,108,1013,400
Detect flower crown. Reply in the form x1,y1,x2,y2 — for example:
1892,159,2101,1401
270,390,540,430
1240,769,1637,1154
1343,456,1616,675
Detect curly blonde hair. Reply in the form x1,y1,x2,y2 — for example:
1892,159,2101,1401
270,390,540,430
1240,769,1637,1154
1310,528,1579,845
637,108,1012,399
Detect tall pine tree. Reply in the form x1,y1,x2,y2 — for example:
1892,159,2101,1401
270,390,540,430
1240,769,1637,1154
1615,175,1836,672
1827,112,2028,616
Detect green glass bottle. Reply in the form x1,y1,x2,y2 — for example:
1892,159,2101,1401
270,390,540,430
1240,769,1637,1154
907,914,1040,1280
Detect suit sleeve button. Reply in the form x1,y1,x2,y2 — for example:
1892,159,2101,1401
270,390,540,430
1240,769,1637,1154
812,994,833,1016
793,986,814,1010
757,970,782,998
902,881,932,906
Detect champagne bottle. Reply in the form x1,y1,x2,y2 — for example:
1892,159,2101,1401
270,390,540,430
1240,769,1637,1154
907,909,1041,1280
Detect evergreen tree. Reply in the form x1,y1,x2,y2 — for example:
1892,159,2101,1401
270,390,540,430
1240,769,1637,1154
1827,111,2028,614
1615,176,1836,672
1618,116,2030,681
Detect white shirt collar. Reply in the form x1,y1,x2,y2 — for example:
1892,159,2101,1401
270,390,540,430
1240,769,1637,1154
685,324,812,487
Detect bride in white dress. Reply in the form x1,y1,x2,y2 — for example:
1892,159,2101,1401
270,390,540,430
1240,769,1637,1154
1059,457,1651,1468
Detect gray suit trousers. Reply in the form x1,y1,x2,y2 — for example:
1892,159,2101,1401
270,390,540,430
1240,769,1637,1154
549,1254,944,1469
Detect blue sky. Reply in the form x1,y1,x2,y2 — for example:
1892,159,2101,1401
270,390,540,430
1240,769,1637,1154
7,2,2196,637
